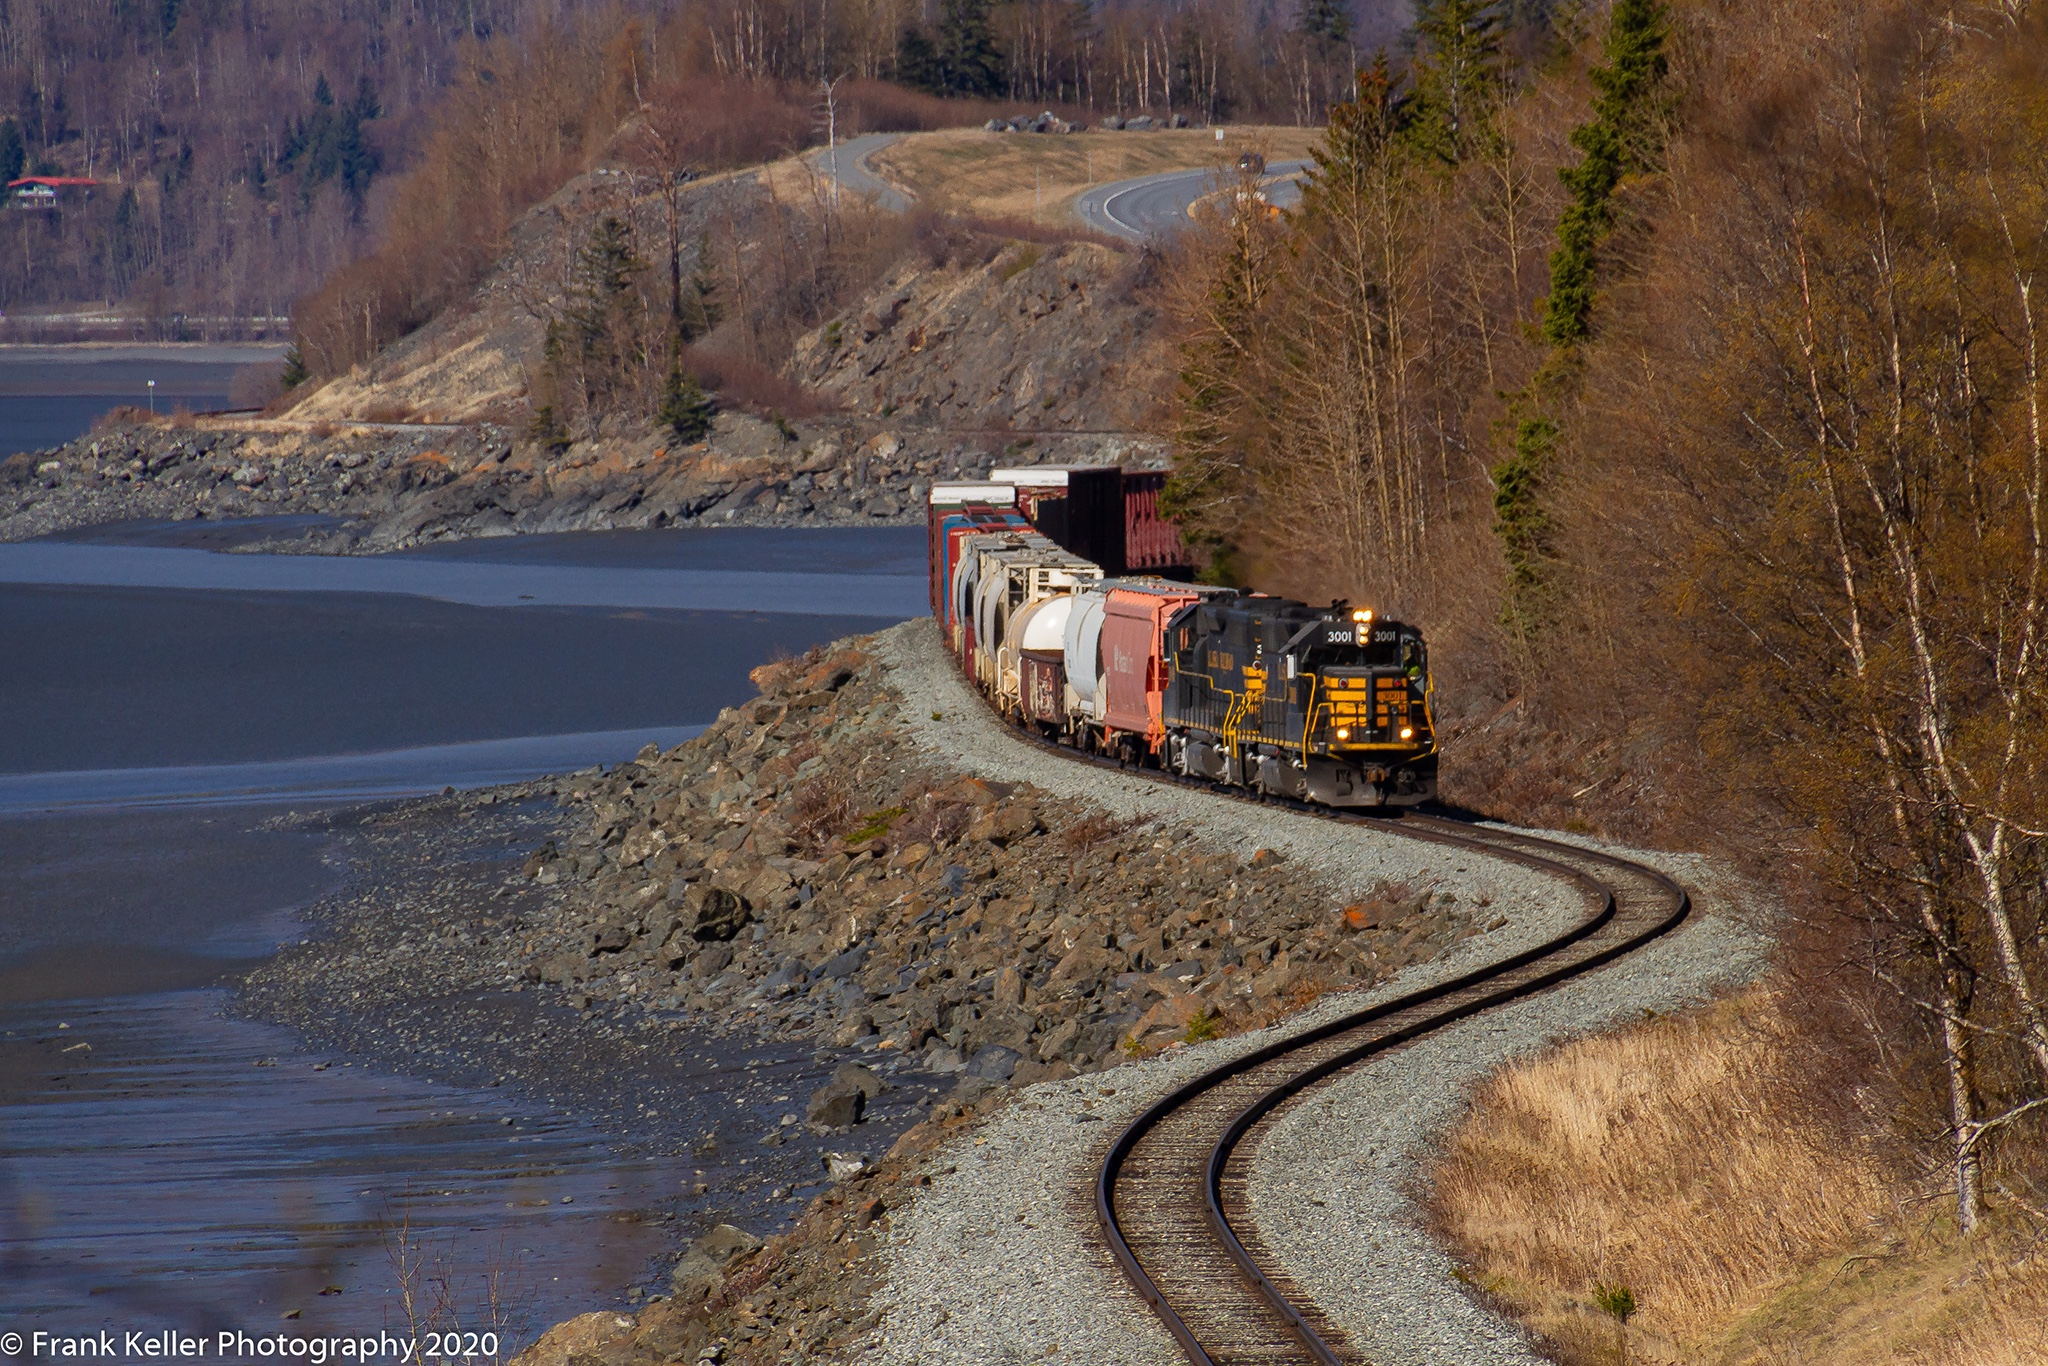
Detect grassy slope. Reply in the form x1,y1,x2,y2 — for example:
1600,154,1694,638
1430,989,2048,1365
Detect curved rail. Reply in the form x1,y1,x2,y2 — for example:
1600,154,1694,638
959,660,1692,1362
1091,803,1688,1364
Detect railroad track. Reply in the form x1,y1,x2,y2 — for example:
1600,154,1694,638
965,667,1692,1363
1092,804,1688,1364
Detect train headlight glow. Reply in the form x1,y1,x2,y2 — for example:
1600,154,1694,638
1336,727,1350,740
1351,608,1373,624
1399,726,1414,740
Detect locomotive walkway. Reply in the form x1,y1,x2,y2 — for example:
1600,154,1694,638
866,619,1775,1365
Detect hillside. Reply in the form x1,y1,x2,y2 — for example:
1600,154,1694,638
785,237,1173,434
0,0,1367,335
154,126,1180,549
861,125,1325,220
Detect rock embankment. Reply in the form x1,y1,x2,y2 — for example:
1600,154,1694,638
514,637,1485,1084
0,410,1157,550
496,621,1558,1366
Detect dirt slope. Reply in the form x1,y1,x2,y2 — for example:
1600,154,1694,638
788,238,1173,434
285,170,766,427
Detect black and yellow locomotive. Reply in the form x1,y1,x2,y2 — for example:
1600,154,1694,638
1160,596,1436,808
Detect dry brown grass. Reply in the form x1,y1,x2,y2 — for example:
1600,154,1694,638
1431,987,2048,1365
865,126,1323,223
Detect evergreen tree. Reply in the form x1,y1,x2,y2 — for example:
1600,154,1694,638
935,0,1005,97
1407,0,1507,167
1540,0,1668,346
279,344,308,391
110,187,142,292
0,117,23,185
1488,413,1555,636
894,26,944,94
675,239,721,344
527,404,571,454
1299,0,1353,44
658,238,720,440
1491,0,1669,639
657,361,716,441
1300,54,1410,210
541,215,652,427
279,74,381,208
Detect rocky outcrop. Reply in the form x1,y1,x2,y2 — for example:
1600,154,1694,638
2,403,1173,549
786,240,1176,434
511,638,1482,1080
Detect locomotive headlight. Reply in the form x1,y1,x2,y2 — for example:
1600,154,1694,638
1351,608,1373,624
1399,726,1414,740
1336,727,1351,740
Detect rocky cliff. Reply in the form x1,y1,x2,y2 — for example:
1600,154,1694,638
787,238,1174,434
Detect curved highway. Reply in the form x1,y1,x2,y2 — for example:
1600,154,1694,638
1073,160,1307,241
802,130,1305,241
806,132,911,212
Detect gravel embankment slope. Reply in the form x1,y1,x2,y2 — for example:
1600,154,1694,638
856,621,1774,1365
1247,848,1774,1366
875,622,1570,924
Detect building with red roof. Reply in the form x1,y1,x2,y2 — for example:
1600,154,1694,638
9,176,99,207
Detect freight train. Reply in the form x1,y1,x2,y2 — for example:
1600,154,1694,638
927,468,1438,808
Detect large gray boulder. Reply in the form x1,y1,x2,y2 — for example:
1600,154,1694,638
670,1223,763,1302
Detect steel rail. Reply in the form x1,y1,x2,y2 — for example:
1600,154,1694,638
987,722,1684,1363
1193,818,1691,1365
946,650,1692,1363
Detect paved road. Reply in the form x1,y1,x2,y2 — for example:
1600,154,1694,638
807,132,910,212
803,132,1306,240
1073,160,1307,241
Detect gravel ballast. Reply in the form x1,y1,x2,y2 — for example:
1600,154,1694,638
1245,850,1775,1366
875,621,1572,929
856,621,1776,1365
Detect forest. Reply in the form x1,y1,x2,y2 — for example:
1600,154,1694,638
1159,0,2048,1325
0,0,1407,328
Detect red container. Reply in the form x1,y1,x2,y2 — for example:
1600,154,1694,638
1121,470,1194,575
1020,651,1066,726
1099,583,1206,751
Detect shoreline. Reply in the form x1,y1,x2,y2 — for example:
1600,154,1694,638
224,617,1492,1363
110,614,1771,1366
0,412,1167,554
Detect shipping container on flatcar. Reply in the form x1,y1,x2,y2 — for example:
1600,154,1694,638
990,465,1127,572
968,539,1096,693
935,511,1031,628
926,482,1022,619
946,528,1040,667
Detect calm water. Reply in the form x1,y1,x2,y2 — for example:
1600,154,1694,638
0,522,928,1352
0,344,280,457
